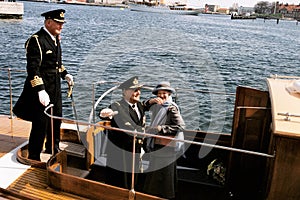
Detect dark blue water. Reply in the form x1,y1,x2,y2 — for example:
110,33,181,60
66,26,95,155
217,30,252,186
1,1,299,134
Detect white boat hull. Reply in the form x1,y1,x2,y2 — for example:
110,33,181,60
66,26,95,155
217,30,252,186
0,2,24,19
129,4,200,15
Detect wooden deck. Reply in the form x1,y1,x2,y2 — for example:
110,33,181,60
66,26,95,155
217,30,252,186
0,115,88,200
0,115,31,158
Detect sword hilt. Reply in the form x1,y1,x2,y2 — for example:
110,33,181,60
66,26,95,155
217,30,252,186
67,85,73,98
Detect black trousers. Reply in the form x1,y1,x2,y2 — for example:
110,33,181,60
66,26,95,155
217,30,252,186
28,109,61,160
105,140,143,190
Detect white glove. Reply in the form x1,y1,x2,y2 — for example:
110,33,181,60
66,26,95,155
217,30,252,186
100,108,118,119
38,90,50,106
65,74,74,86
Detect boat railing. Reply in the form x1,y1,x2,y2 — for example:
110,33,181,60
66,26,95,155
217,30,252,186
1,66,236,158
45,102,276,196
277,112,300,121
1,67,276,160
88,79,235,124
46,104,276,159
1,67,277,199
1,66,234,122
270,74,300,79
0,67,26,120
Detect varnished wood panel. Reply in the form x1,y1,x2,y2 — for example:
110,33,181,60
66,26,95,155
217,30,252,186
7,167,89,200
267,137,300,200
227,86,272,199
47,152,165,200
0,116,31,158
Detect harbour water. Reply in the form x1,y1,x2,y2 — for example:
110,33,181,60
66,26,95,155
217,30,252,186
1,1,299,134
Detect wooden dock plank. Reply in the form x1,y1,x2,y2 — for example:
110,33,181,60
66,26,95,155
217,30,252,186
0,116,89,200
7,168,89,200
0,115,31,158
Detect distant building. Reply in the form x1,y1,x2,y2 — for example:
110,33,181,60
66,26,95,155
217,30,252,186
231,3,238,10
98,0,123,3
294,7,300,20
276,3,300,19
63,0,86,2
204,4,220,13
238,6,255,16
62,0,124,4
218,8,229,15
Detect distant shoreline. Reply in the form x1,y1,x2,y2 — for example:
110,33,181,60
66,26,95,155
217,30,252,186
21,0,128,8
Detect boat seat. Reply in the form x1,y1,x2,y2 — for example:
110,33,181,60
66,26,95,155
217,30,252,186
61,142,86,158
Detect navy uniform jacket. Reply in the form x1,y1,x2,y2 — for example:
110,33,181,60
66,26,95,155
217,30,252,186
108,99,146,152
104,99,146,189
13,27,69,121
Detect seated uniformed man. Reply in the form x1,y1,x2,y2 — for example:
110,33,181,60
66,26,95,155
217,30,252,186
100,76,146,190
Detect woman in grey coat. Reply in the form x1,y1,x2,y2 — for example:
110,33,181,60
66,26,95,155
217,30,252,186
143,81,185,199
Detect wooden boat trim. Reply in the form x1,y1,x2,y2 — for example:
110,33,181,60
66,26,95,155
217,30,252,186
0,187,36,200
2,74,300,199
47,151,165,200
16,121,86,168
227,86,272,199
16,144,46,169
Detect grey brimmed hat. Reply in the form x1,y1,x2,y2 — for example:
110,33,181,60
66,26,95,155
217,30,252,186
41,9,65,23
119,76,143,90
152,81,175,95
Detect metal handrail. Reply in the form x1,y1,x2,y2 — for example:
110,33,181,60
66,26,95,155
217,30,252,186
1,67,26,119
45,104,275,158
45,104,275,198
1,67,272,157
270,74,300,80
1,67,234,121
89,80,235,124
278,112,300,121
0,67,26,73
237,106,270,110
1,67,26,136
44,93,275,199
90,83,119,124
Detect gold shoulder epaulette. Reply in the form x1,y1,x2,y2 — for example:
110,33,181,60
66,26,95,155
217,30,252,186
25,35,38,49
59,65,66,73
30,76,44,87
26,35,42,67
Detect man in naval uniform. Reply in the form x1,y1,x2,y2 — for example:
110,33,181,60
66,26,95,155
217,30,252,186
13,9,74,161
100,76,146,190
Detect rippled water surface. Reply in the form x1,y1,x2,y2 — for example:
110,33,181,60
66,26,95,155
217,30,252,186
1,2,299,133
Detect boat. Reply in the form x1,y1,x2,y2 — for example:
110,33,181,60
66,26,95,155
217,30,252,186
0,1,24,19
231,13,256,20
44,83,272,200
128,0,201,16
1,69,300,199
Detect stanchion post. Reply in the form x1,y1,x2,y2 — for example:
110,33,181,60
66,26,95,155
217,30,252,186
50,105,54,156
7,67,14,137
129,132,137,200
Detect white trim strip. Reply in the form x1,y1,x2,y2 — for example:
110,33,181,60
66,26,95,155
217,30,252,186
0,141,30,189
